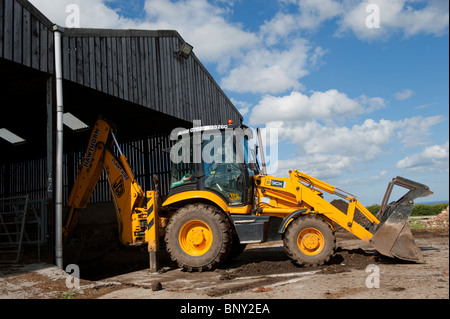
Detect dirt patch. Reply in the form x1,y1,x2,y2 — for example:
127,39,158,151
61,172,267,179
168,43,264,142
224,260,301,277
0,263,127,299
411,228,449,238
205,246,380,297
205,281,255,297
219,245,379,279
320,247,378,274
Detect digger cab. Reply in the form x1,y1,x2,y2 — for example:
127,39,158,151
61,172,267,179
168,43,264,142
167,121,256,208
160,122,270,271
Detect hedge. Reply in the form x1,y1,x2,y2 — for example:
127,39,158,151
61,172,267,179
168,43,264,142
365,203,449,217
412,203,449,216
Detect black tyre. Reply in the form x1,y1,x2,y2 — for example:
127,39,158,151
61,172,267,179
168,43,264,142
165,204,232,272
283,215,336,266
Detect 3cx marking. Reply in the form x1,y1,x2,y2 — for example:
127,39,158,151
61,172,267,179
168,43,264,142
270,179,285,188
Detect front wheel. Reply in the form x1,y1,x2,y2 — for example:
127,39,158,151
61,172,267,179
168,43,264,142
165,204,232,272
283,215,335,266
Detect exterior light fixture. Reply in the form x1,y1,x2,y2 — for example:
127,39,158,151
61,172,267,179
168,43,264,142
0,128,26,145
63,112,89,131
176,42,194,59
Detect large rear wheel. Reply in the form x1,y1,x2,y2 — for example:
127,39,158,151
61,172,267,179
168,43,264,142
283,215,335,266
165,204,232,272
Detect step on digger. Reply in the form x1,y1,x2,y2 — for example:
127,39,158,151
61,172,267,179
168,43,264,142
64,119,433,272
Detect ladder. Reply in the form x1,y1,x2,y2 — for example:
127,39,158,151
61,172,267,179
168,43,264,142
0,196,29,263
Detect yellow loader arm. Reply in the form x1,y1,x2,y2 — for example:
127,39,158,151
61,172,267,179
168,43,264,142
255,170,432,262
255,170,378,241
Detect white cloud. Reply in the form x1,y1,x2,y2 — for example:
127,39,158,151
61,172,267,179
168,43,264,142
250,90,361,125
394,89,414,100
337,0,449,40
259,12,300,46
281,119,396,158
221,40,315,94
415,102,437,110
399,0,450,37
257,113,443,179
357,95,387,112
142,0,258,65
296,0,344,30
261,119,392,179
230,98,252,117
249,89,385,125
289,0,449,40
397,142,449,172
273,155,353,179
29,0,133,29
395,115,445,147
338,170,388,187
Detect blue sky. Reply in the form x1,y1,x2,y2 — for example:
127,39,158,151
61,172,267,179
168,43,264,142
30,0,449,205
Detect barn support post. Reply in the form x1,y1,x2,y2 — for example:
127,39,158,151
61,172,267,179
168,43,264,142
53,25,64,269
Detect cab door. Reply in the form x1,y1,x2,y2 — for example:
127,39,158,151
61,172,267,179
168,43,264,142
202,130,250,206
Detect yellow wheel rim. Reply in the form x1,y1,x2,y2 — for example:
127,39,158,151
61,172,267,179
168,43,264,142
297,228,325,256
179,220,213,256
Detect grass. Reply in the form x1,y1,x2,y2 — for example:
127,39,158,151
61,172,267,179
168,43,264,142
408,218,428,229
62,289,79,299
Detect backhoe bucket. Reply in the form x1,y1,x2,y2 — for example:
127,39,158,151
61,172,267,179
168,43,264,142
368,177,433,263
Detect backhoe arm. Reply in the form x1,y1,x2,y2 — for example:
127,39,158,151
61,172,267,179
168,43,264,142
101,144,146,245
63,119,145,245
63,119,113,238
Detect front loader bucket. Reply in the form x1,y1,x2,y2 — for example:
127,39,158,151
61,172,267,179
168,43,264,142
370,202,424,262
368,177,433,263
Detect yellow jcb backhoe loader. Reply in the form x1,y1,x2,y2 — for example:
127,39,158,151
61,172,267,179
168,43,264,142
64,119,433,272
